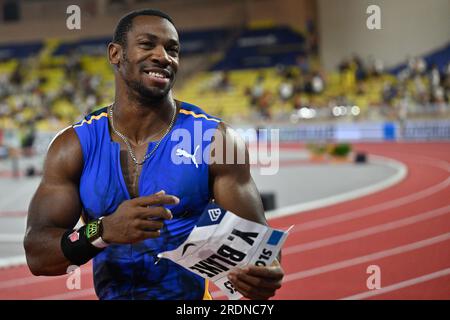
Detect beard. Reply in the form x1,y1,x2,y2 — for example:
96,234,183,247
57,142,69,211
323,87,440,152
126,77,171,102
122,52,174,103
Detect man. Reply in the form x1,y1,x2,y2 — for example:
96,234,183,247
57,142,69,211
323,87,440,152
24,9,284,300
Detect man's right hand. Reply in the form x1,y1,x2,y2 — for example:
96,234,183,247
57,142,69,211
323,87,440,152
101,190,179,244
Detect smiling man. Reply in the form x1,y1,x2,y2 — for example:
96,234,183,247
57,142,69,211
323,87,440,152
24,9,284,300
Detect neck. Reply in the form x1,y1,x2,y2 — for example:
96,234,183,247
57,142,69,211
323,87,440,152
112,86,176,145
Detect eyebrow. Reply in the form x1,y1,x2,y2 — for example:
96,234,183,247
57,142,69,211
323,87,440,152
136,33,179,46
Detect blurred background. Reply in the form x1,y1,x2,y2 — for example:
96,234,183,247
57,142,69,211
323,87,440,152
0,0,449,300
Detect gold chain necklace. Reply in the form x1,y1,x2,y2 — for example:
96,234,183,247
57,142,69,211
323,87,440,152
108,103,177,166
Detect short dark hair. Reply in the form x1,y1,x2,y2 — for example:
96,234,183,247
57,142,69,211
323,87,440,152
112,9,175,47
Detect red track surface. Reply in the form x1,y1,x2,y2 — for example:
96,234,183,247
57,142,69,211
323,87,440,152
1,142,449,300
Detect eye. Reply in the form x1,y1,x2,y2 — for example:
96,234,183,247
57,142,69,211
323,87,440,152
167,47,180,56
139,41,155,49
167,48,180,58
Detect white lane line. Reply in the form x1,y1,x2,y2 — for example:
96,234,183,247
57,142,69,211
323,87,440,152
36,288,96,300
341,268,450,300
283,232,450,282
283,204,450,254
0,265,93,290
387,153,450,173
271,155,450,231
266,155,408,219
282,175,450,233
211,232,450,298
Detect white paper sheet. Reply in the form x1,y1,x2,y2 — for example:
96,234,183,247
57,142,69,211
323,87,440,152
157,203,292,300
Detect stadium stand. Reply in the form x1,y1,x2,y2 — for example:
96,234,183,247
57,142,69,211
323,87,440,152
0,25,449,136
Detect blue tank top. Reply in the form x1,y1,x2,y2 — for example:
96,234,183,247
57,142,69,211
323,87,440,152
73,102,221,300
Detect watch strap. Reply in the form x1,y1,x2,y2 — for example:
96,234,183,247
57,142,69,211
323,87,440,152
87,217,109,249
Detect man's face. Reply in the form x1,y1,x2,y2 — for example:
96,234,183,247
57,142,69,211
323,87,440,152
115,15,180,101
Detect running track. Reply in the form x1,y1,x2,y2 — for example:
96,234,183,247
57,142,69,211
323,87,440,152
0,142,449,300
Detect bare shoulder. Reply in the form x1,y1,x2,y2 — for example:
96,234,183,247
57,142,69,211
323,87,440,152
210,121,249,177
43,126,83,183
213,121,242,141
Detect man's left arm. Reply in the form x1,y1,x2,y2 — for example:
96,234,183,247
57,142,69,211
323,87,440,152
209,122,284,300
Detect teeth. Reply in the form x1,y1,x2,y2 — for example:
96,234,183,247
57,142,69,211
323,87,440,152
147,71,166,78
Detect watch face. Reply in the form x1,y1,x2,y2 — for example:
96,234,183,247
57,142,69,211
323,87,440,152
86,221,100,240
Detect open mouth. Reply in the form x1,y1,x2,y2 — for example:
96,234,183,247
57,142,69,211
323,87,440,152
146,71,168,78
143,69,171,85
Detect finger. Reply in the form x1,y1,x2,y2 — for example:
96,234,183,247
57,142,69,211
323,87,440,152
229,270,280,297
138,206,173,220
230,269,282,290
130,189,165,206
245,265,284,280
135,230,161,241
136,219,164,231
228,274,273,300
133,192,180,207
136,194,180,206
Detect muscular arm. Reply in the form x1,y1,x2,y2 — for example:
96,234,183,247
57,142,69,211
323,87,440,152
209,123,283,299
24,127,83,276
209,123,266,226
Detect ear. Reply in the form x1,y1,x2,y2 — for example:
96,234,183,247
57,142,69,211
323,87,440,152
108,42,122,69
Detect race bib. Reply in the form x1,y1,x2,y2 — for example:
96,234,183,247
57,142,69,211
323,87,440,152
157,203,292,300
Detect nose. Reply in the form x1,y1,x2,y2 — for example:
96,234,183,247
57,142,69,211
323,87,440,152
151,44,171,66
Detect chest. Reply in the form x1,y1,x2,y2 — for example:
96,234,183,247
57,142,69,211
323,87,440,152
118,143,148,198
79,138,210,220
